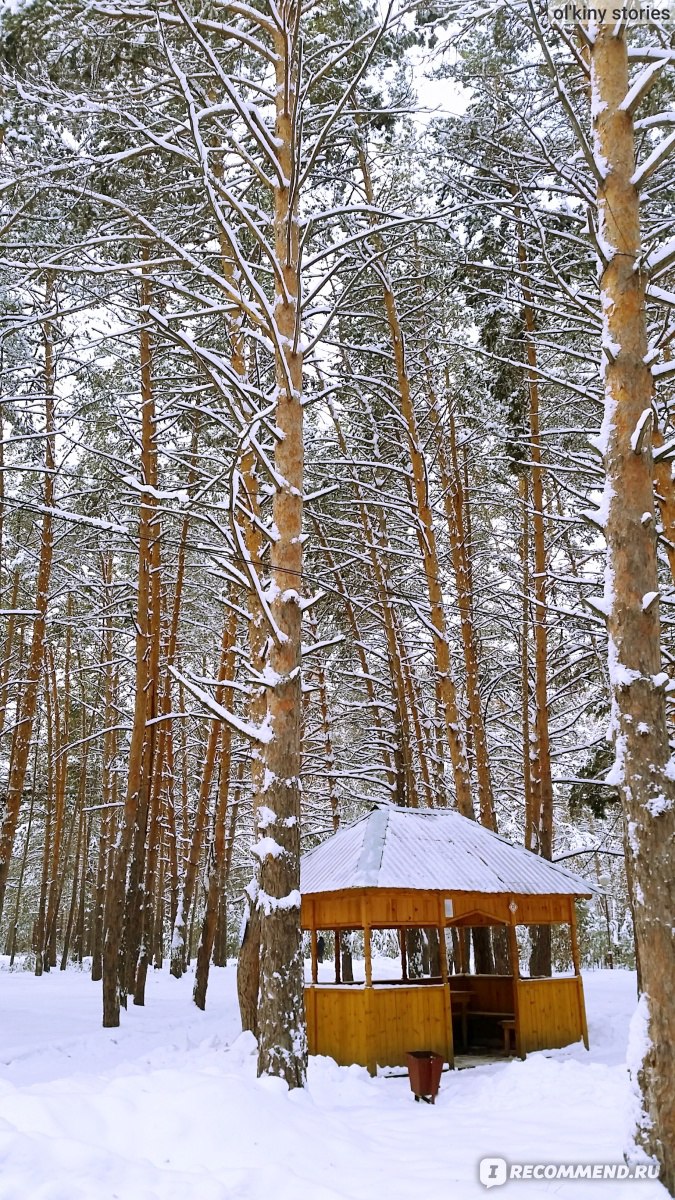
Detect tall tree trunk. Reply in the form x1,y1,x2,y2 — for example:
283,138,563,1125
519,474,535,850
0,277,56,923
91,555,116,982
311,520,395,793
513,200,554,978
102,261,158,1026
357,137,472,816
193,610,236,1010
34,671,53,976
60,806,84,970
307,610,341,828
170,612,233,977
591,27,675,1189
0,567,22,739
327,407,419,807
133,751,165,1004
390,605,435,807
252,9,307,1086
427,379,496,825
44,620,71,969
5,725,39,962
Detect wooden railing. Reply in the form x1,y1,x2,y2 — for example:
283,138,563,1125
516,975,588,1053
305,982,452,1070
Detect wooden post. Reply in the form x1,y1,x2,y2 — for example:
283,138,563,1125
507,906,524,1059
507,921,520,979
399,928,408,980
364,924,372,987
569,898,589,1050
362,900,375,1075
334,929,341,984
569,898,581,975
311,928,318,985
438,898,454,1068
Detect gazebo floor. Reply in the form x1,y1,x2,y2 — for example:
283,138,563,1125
454,1053,510,1069
380,1052,510,1079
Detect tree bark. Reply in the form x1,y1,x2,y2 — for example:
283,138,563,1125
591,25,675,1188
253,9,307,1086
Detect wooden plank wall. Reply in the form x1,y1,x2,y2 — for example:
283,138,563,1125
305,985,452,1070
450,974,515,1014
516,977,586,1053
305,986,369,1066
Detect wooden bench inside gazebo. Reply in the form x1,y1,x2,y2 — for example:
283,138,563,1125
300,806,598,1074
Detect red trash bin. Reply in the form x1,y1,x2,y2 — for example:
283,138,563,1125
406,1050,444,1103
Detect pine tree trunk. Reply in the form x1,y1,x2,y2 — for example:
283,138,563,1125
591,26,675,1188
514,200,554,976
74,814,89,963
44,627,70,969
390,605,435,806
170,613,232,977
5,728,39,962
327,408,419,807
193,609,236,1010
34,676,53,977
60,807,84,971
431,394,496,825
193,723,232,1010
252,9,307,1086
357,137,472,815
311,521,395,792
0,567,22,738
92,559,116,982
519,475,535,849
0,278,56,924
102,263,158,1026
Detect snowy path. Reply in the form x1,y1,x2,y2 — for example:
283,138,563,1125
0,965,665,1200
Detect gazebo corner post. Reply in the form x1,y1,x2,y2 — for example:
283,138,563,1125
438,898,454,1068
364,922,373,988
334,928,341,984
507,906,524,1060
363,920,376,1075
310,927,318,985
569,897,589,1050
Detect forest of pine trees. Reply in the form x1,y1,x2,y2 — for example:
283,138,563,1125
0,0,673,1188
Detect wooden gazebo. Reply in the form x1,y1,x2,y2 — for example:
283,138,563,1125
300,806,598,1073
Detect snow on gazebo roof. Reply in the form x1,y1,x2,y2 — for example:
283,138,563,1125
300,805,599,898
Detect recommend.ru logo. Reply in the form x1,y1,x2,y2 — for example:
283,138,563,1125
478,1158,660,1187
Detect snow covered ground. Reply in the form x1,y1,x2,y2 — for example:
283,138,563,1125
0,962,665,1200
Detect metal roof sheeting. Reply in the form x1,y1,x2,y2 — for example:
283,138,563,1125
300,806,599,897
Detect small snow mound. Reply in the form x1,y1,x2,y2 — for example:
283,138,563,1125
227,1030,258,1065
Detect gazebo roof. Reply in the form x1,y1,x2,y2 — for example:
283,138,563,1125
300,805,599,898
